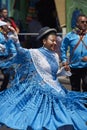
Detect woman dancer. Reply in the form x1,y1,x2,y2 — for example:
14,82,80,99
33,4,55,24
0,26,87,130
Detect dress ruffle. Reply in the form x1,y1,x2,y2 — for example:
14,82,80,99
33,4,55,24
0,86,87,130
0,44,87,130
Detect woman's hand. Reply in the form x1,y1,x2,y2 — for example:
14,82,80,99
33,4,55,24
8,26,16,33
62,62,71,71
82,56,87,62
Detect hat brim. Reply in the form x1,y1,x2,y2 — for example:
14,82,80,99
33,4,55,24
37,28,57,40
0,21,7,26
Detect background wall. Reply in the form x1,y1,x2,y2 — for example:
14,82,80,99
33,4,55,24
54,0,66,27
10,0,28,22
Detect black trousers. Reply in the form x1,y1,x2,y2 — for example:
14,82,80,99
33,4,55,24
69,67,87,92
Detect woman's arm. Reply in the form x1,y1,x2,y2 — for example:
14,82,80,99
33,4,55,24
0,39,17,69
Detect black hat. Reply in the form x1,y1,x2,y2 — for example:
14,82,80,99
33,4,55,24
37,26,57,40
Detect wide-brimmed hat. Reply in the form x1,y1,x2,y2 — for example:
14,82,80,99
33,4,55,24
37,26,57,40
0,20,7,26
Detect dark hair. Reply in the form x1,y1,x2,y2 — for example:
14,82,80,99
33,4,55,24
3,17,12,23
76,14,87,23
40,32,57,42
1,8,8,12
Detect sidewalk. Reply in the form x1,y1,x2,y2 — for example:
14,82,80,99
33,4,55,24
58,76,71,90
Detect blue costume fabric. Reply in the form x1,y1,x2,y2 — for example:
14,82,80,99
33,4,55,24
0,40,87,130
61,31,87,68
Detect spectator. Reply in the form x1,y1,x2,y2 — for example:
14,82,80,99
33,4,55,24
0,8,20,33
28,14,42,48
61,14,87,92
55,36,62,59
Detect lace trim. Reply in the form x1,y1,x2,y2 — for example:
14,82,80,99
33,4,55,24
30,49,65,95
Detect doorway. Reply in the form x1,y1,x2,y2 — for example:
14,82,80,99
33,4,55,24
35,0,62,32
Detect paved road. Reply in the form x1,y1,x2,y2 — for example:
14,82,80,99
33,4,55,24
0,126,12,130
0,73,71,130
58,76,71,90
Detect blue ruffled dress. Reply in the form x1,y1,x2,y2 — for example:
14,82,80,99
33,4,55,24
0,40,87,130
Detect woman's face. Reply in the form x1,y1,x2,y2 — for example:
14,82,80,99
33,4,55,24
43,34,57,51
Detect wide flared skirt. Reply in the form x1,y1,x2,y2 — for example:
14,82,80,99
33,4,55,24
0,83,87,130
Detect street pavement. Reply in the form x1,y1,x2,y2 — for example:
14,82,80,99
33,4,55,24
0,73,71,130
58,76,71,90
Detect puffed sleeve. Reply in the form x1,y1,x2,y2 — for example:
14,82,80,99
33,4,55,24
0,39,17,69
